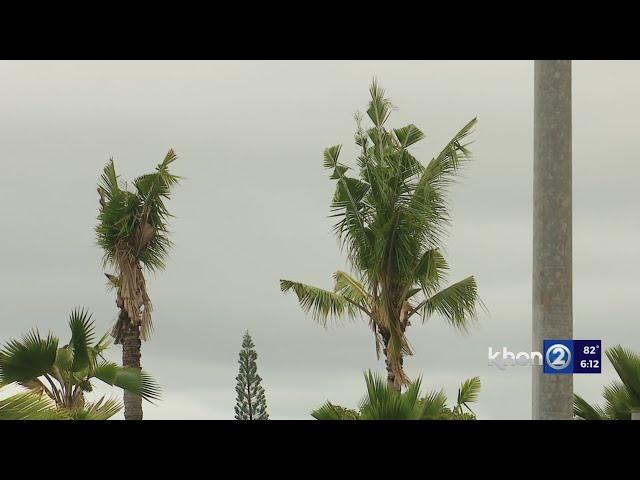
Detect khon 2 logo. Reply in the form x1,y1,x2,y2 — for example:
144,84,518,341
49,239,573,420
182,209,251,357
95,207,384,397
543,339,601,374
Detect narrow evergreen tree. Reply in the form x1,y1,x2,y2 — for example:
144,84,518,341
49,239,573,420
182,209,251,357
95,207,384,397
234,331,269,420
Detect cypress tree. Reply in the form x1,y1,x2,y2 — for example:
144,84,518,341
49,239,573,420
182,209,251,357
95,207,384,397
234,331,269,420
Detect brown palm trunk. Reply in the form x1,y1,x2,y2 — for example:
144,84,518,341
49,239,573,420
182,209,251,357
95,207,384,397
120,309,143,420
381,331,404,392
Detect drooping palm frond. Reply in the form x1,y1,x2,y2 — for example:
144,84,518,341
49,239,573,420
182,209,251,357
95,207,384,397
0,390,68,420
333,270,371,310
280,280,361,326
94,362,161,403
416,276,481,332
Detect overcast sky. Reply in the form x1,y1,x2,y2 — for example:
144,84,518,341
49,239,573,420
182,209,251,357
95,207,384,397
1,61,638,419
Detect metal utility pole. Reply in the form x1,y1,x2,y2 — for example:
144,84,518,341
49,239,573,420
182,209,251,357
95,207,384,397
532,60,573,420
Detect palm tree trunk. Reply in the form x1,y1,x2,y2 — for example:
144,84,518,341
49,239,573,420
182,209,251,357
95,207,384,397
120,309,143,420
381,331,404,392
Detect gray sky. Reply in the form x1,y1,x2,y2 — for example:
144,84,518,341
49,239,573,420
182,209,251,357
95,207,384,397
0,60,638,419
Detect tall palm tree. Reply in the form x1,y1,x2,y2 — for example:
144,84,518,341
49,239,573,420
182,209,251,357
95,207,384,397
574,345,640,420
311,371,480,420
0,308,160,420
96,149,179,420
281,81,482,391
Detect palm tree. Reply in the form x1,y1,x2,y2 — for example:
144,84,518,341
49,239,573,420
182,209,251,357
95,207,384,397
574,345,640,420
311,371,480,420
0,308,160,420
281,80,482,391
96,149,179,420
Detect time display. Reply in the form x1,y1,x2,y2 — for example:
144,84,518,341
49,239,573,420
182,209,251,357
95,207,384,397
573,340,602,374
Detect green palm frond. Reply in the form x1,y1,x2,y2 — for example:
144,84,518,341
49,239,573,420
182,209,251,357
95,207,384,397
423,118,477,191
602,381,633,420
98,159,120,203
367,79,394,128
606,345,640,405
0,390,68,420
413,248,449,295
311,402,352,420
417,276,481,331
94,362,161,403
455,377,481,414
280,279,361,326
573,394,607,420
70,396,122,420
0,329,58,385
421,389,449,419
68,307,95,371
359,371,424,420
393,124,425,148
333,271,371,310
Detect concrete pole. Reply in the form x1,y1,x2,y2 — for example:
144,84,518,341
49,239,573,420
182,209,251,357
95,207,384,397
532,60,573,420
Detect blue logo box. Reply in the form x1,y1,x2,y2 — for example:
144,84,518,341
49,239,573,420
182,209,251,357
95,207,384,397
543,339,601,374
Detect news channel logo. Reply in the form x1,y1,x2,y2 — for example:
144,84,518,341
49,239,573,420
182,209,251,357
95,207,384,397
543,339,601,374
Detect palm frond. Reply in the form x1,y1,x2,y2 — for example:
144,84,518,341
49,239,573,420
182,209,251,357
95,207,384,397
418,276,481,331
573,394,607,420
70,396,122,420
456,376,481,414
606,345,640,406
393,124,425,148
280,279,361,326
421,389,448,420
311,402,351,420
0,330,58,385
98,158,120,203
333,270,371,311
0,390,67,420
93,362,161,403
68,307,95,371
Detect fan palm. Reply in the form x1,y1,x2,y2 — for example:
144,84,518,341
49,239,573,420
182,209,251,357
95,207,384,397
311,371,480,420
96,149,179,419
281,80,482,390
574,345,640,420
0,308,160,420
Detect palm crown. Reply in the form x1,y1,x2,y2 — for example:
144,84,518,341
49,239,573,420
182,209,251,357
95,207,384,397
0,308,161,420
96,149,179,341
281,81,482,389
